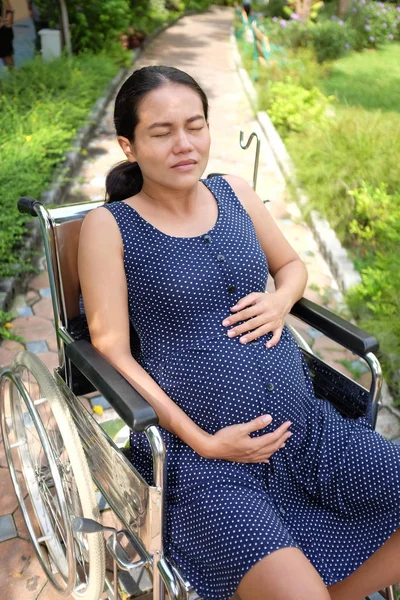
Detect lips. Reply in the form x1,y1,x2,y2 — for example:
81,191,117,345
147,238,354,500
172,159,197,168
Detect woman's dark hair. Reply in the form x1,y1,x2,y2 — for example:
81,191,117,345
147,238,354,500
105,65,209,203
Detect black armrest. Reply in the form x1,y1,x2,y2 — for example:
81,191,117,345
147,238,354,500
65,340,158,432
290,297,379,357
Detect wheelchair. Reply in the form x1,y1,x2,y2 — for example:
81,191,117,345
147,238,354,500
0,178,396,600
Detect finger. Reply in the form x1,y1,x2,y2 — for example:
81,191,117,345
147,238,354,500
242,414,273,435
252,421,292,448
229,292,261,312
265,328,283,348
252,433,293,460
227,316,267,338
238,324,273,344
222,304,261,327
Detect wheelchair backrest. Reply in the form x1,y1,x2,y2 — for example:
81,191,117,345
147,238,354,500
47,201,103,321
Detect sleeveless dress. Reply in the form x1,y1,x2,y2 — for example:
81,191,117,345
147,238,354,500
104,176,400,600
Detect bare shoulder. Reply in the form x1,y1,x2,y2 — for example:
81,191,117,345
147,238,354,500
222,174,253,199
222,174,269,218
80,205,122,250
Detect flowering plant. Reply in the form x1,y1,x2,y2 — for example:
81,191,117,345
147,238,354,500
347,0,399,49
283,0,324,21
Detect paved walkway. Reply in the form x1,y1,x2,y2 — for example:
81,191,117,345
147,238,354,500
0,7,398,599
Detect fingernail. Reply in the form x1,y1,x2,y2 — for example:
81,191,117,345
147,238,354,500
261,414,272,423
222,319,230,326
227,330,235,337
266,342,271,348
240,337,248,344
264,459,270,463
287,432,293,438
281,443,286,448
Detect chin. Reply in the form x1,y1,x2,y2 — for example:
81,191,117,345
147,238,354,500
167,168,203,188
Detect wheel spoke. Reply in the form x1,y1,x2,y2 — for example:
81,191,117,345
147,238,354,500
39,482,68,548
4,355,105,598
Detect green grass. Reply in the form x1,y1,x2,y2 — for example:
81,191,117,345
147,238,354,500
0,52,120,280
286,107,400,240
320,43,400,112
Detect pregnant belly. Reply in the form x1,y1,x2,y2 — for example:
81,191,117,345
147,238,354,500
144,327,313,439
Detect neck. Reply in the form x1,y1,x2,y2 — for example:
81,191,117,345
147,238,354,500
140,180,200,215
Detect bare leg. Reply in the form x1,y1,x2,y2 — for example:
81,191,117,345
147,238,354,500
329,528,400,600
237,547,331,600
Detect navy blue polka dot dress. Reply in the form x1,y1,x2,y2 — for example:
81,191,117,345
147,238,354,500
104,176,400,600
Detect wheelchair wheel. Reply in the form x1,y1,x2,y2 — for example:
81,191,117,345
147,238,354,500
0,351,105,600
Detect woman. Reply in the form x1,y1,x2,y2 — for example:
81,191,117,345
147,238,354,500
78,65,400,600
0,0,14,69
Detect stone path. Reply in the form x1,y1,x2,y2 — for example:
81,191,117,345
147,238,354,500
0,6,399,599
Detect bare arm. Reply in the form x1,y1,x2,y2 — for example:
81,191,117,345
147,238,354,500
78,206,292,461
222,175,308,345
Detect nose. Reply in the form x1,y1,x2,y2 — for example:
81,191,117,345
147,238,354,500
173,129,194,154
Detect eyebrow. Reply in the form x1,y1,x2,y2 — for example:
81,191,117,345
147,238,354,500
148,114,204,130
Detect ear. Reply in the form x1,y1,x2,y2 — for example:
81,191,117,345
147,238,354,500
117,136,136,162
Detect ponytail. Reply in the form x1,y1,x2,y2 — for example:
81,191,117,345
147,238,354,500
105,161,143,203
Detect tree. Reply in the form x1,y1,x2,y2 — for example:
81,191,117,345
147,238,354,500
59,0,71,55
338,0,352,18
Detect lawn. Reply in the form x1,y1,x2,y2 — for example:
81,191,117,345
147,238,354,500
319,43,400,113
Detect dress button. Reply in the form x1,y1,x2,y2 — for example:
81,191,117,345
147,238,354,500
203,234,212,243
217,254,225,262
228,285,237,294
267,383,274,392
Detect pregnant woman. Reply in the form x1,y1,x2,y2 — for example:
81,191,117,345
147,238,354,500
78,65,400,600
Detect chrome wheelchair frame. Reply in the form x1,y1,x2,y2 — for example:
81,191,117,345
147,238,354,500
0,186,395,600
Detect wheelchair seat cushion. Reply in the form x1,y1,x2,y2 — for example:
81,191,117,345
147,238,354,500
103,176,400,600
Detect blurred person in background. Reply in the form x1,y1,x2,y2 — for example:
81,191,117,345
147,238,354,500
0,0,14,69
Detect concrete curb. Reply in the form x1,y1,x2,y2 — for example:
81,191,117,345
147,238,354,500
0,9,206,315
230,31,362,296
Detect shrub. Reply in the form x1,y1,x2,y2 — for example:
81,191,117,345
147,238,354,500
348,183,400,255
0,53,119,279
311,19,354,62
34,0,132,53
0,311,24,343
346,0,400,50
259,0,289,19
258,78,333,135
264,17,314,48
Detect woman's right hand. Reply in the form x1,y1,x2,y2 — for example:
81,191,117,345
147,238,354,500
202,415,292,463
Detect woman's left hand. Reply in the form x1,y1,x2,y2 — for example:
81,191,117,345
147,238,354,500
222,291,291,348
